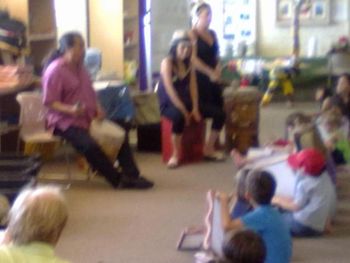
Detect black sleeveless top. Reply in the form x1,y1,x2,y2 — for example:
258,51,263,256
158,66,192,110
195,30,222,106
196,29,219,69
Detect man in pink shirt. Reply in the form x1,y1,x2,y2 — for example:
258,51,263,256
42,31,153,189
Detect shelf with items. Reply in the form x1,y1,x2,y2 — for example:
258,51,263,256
28,0,56,34
27,0,57,74
29,40,56,73
0,0,57,74
123,0,139,89
123,29,138,47
123,15,138,21
28,32,57,42
124,42,138,50
0,81,36,152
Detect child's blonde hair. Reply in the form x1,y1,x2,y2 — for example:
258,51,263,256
285,112,311,128
322,108,343,132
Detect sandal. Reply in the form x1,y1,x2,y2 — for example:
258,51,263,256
167,156,179,169
203,151,225,162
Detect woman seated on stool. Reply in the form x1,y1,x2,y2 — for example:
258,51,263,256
157,30,201,168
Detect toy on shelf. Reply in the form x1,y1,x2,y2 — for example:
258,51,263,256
261,58,299,107
123,60,138,86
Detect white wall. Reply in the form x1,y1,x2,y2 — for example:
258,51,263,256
54,0,88,41
151,0,190,72
257,0,349,57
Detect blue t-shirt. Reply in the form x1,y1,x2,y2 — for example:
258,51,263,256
242,205,292,263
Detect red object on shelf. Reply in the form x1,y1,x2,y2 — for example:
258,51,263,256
240,77,250,87
161,117,205,164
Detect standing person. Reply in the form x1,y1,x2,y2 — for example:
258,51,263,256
189,3,226,161
158,30,201,168
42,31,153,189
0,186,69,262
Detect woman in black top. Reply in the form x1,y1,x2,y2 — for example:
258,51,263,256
190,3,225,161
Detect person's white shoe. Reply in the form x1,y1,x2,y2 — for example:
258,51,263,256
203,151,225,162
167,156,179,169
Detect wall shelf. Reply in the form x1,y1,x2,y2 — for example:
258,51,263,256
124,15,138,21
124,42,138,49
28,32,57,42
123,0,139,88
0,0,57,74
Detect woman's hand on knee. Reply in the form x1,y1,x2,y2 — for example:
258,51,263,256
183,111,191,126
191,108,202,122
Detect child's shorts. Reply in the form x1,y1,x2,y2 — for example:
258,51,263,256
281,212,323,237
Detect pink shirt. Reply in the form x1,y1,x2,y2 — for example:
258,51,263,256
42,58,97,131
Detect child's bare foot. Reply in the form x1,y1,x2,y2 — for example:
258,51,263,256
230,149,247,168
324,219,333,235
324,223,333,235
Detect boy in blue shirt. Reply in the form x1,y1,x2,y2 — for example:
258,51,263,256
272,148,337,237
218,170,292,263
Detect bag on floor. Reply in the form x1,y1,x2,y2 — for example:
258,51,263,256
133,92,161,125
0,153,40,202
90,119,125,162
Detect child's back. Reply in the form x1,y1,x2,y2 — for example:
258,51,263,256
294,170,336,232
226,170,292,263
273,148,337,237
241,204,291,263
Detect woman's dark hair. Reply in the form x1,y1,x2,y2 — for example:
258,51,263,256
315,86,332,103
42,31,83,72
223,230,266,263
339,73,350,84
246,170,276,205
168,38,191,70
196,2,211,16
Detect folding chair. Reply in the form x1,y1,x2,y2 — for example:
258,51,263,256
15,91,77,186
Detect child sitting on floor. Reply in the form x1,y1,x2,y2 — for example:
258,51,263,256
272,148,337,237
317,108,350,165
231,111,318,170
277,112,312,144
217,170,292,263
223,230,266,263
230,169,253,219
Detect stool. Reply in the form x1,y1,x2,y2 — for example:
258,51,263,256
161,117,204,164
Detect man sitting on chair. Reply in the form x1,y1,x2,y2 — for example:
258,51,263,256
42,31,153,189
